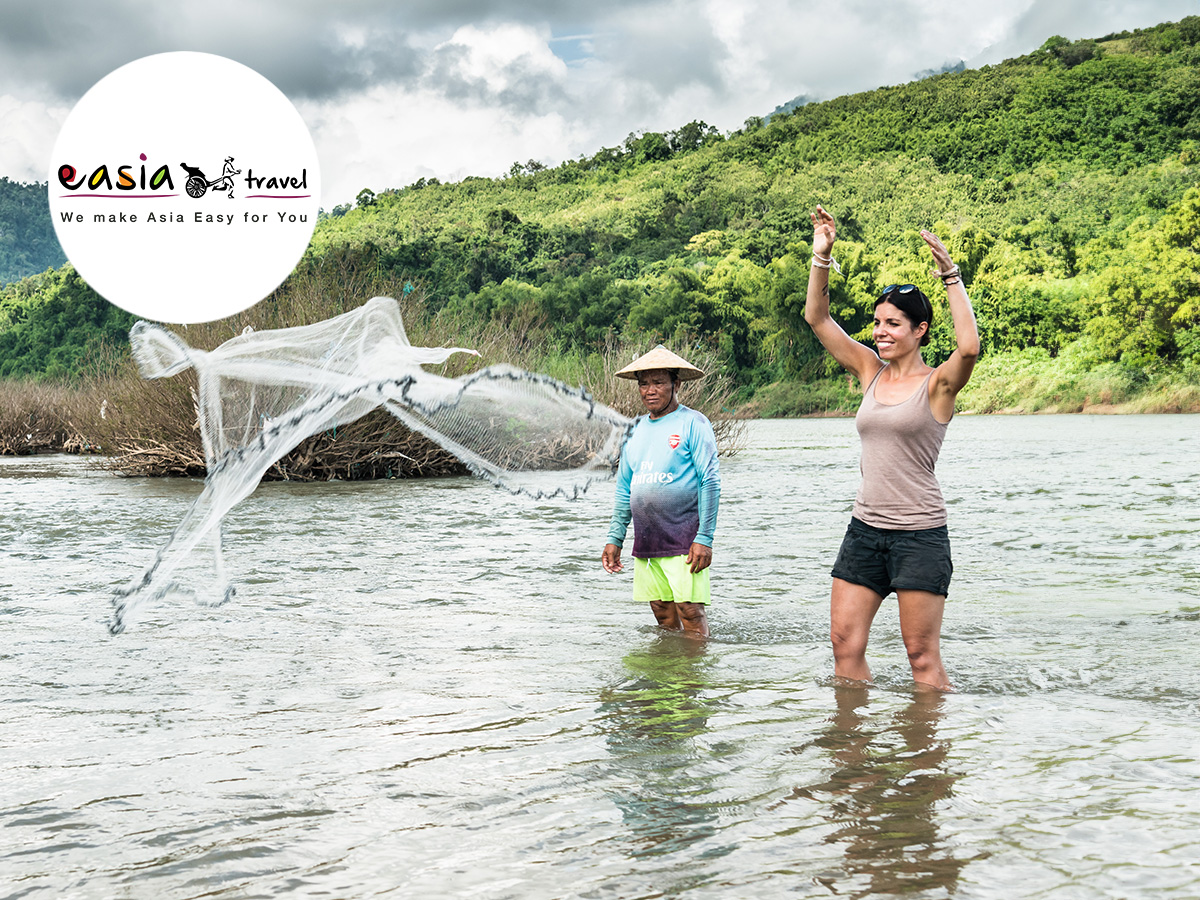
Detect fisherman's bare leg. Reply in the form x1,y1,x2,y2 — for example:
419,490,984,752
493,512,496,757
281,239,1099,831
676,602,709,639
650,600,681,630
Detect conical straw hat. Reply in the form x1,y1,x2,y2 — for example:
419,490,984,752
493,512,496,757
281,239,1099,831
615,344,705,381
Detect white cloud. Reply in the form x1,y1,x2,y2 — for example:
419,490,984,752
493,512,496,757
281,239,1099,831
0,94,68,183
437,22,563,86
300,82,576,205
0,0,1196,204
300,22,578,203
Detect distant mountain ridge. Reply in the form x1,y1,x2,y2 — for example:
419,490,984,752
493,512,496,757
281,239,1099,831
767,59,967,121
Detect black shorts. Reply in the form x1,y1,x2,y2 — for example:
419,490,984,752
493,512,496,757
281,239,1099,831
830,517,953,598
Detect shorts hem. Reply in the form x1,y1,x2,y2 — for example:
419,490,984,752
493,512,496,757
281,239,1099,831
890,583,950,598
830,571,888,598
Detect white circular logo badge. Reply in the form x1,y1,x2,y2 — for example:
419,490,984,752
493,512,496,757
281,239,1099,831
48,52,320,324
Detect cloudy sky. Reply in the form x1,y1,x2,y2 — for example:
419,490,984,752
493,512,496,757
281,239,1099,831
1,0,1194,207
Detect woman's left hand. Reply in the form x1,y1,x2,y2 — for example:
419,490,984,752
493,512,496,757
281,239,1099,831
920,230,957,276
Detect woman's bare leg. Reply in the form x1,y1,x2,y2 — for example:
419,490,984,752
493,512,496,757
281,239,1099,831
830,578,884,683
897,589,951,691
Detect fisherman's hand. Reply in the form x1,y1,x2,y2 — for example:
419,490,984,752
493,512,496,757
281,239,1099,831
602,543,624,573
687,543,712,573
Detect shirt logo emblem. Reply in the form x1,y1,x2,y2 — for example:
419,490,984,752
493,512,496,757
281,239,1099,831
668,434,681,449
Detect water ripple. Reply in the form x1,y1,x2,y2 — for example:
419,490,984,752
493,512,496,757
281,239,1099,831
2,417,1198,898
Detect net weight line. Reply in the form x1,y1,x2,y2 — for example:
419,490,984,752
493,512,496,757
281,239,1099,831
111,297,632,633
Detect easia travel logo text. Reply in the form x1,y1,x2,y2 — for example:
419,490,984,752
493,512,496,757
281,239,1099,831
48,52,321,324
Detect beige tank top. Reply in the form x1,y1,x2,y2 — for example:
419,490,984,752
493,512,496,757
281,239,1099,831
852,365,948,530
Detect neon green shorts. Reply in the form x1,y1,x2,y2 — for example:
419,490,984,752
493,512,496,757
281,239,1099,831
633,555,711,605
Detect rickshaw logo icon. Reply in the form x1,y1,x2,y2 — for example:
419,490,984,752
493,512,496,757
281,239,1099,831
181,156,241,199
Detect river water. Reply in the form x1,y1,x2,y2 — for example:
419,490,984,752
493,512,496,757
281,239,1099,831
1,415,1197,899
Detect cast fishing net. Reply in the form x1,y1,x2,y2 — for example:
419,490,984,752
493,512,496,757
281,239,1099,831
112,296,632,633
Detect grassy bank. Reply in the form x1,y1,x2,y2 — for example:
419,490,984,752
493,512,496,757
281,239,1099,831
4,258,1194,471
0,378,100,455
5,330,1197,474
736,346,1200,418
957,347,1200,414
0,258,745,475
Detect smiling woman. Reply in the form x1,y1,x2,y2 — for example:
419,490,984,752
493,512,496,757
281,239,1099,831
802,204,980,691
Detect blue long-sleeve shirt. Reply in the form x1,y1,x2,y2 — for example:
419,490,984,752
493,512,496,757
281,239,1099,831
606,404,720,558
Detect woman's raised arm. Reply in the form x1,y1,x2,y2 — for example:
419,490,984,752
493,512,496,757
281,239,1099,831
921,230,980,408
803,205,881,384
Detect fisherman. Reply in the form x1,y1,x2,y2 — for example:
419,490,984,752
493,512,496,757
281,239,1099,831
601,345,721,638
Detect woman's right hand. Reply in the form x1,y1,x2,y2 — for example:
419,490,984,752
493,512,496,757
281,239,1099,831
811,205,837,257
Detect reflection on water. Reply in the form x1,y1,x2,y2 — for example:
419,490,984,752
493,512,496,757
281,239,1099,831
596,635,726,864
2,416,1199,898
788,686,969,898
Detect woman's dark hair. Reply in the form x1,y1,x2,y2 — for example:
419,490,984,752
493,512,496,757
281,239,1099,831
875,284,933,346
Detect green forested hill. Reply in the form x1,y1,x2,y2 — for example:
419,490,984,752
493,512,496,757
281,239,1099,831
0,178,66,286
3,18,1199,411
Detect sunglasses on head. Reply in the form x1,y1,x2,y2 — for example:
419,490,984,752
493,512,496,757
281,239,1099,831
881,284,918,296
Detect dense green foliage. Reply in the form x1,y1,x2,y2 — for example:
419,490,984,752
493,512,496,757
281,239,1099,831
2,17,1199,409
0,178,66,286
0,265,135,379
307,17,1200,396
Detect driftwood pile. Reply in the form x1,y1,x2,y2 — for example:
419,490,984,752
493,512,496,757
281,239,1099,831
0,382,89,456
106,409,467,480
0,376,468,481
0,427,61,456
264,412,468,482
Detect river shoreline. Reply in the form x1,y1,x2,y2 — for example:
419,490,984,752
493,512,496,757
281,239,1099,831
3,405,1196,463
791,403,1200,418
